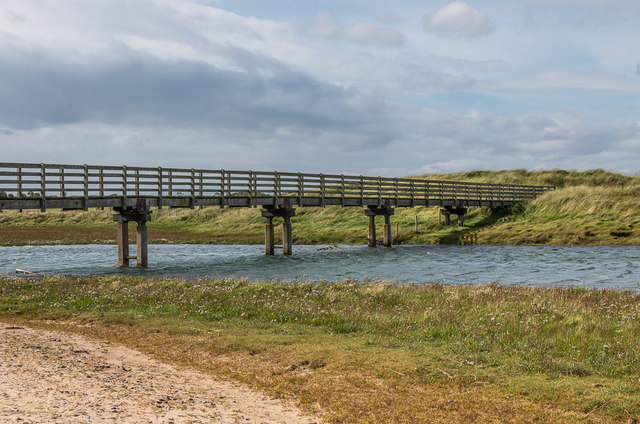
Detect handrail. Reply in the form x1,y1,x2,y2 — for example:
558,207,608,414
0,162,554,210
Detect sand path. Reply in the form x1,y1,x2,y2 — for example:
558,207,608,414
0,323,321,424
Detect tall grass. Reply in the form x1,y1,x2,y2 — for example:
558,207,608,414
3,276,640,378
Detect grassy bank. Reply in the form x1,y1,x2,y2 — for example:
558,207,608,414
1,276,639,423
1,169,639,246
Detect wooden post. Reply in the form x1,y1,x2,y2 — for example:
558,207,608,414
248,170,253,206
282,216,292,256
135,169,140,197
117,221,129,267
122,165,127,207
394,177,399,204
190,168,195,209
99,169,104,196
136,221,148,267
297,172,303,206
410,180,415,207
60,167,65,198
319,173,325,207
220,169,225,208
17,166,22,212
83,164,89,211
368,215,376,248
415,215,418,231
383,214,392,247
168,170,173,197
17,167,22,198
157,167,163,210
40,163,46,212
265,216,274,255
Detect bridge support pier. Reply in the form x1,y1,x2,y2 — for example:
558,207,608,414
262,207,295,256
365,206,394,247
367,215,376,248
113,200,151,267
439,206,467,226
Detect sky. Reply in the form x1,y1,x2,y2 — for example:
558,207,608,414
1,0,639,176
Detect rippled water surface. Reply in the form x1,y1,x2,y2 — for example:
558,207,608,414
1,244,639,289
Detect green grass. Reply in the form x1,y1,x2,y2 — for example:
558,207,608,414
1,275,639,423
1,168,639,246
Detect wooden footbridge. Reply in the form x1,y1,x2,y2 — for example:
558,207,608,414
0,162,553,267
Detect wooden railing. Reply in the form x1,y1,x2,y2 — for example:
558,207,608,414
0,162,554,211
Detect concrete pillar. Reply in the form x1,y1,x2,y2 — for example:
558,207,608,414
117,221,129,267
265,217,274,255
262,207,295,256
365,206,394,248
368,215,376,247
114,200,151,267
383,214,392,247
282,217,292,256
136,221,148,267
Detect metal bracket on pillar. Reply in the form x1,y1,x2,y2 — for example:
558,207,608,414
364,205,394,247
261,206,296,256
113,198,152,267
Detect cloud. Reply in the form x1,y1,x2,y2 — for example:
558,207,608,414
0,45,396,137
531,0,622,5
636,63,640,75
482,70,640,94
1,0,639,176
303,11,403,46
399,63,475,92
0,1,399,136
422,2,494,39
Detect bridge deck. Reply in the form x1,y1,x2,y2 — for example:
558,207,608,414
0,162,553,211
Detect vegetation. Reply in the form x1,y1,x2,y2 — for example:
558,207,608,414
1,275,639,423
0,168,638,246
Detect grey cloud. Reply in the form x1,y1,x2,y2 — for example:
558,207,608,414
0,44,395,141
303,11,403,47
636,63,640,75
400,109,639,173
3,106,639,176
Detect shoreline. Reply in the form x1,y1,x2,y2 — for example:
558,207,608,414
1,224,639,247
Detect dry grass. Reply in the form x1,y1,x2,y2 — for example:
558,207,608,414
2,276,639,423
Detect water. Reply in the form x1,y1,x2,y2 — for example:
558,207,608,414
2,244,639,289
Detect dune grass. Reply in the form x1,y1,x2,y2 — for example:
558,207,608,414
1,168,638,246
1,275,639,423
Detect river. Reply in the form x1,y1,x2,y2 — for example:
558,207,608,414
2,244,639,290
